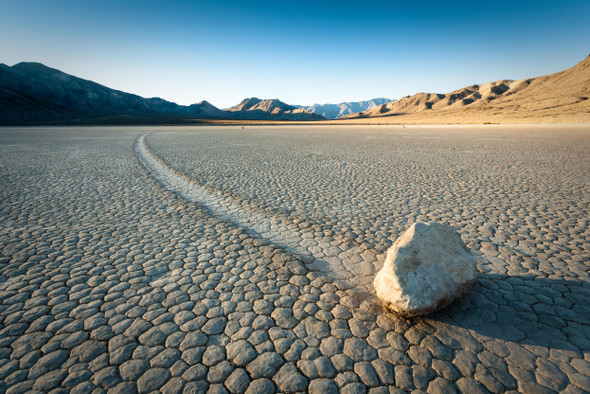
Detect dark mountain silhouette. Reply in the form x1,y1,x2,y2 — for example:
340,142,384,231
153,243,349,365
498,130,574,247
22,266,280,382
0,63,325,124
0,62,222,124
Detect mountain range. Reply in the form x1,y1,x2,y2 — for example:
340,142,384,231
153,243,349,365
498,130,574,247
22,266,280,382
295,98,392,119
2,55,589,125
342,54,590,123
0,63,323,125
225,98,324,121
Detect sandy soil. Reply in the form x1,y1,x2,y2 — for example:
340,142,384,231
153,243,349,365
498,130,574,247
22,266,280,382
0,125,588,393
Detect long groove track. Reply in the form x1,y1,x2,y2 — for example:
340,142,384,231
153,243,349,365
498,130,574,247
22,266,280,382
135,134,380,289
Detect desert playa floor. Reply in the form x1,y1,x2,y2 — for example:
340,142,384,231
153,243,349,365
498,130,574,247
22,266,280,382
0,125,588,393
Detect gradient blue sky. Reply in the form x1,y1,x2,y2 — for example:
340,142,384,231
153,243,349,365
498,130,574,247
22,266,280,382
2,0,589,108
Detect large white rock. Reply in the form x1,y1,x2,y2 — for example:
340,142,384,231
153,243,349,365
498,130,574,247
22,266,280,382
374,222,477,318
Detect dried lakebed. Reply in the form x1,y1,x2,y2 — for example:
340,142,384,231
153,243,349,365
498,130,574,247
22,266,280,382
0,125,588,393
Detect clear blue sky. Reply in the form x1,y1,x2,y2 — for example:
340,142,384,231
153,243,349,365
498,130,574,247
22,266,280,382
2,0,589,108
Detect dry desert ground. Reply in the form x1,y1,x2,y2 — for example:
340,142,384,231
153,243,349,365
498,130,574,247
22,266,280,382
0,125,589,393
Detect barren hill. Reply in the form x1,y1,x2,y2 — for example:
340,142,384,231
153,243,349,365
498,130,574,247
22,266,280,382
295,98,392,119
186,100,228,118
225,98,325,120
342,55,590,123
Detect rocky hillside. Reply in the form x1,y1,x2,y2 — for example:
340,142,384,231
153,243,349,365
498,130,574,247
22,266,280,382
297,98,391,119
225,98,325,121
343,55,590,123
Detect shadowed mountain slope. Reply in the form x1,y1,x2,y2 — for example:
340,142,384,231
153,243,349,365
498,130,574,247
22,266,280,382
0,62,228,124
0,63,325,124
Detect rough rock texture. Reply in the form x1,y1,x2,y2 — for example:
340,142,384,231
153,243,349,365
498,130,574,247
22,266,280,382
374,222,477,317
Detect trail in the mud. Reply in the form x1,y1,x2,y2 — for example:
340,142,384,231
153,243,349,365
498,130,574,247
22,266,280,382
135,134,380,289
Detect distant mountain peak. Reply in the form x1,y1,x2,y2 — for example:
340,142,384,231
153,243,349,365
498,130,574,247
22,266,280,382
225,97,324,120
227,98,295,113
11,62,63,75
297,98,393,119
231,97,263,111
577,54,590,68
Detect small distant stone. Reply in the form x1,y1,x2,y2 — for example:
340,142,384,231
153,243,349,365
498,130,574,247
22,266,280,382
374,222,477,318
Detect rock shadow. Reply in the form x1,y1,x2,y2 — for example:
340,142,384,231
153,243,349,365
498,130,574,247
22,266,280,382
427,273,590,353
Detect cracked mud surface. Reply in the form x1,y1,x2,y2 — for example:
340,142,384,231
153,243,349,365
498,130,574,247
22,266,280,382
0,125,588,393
